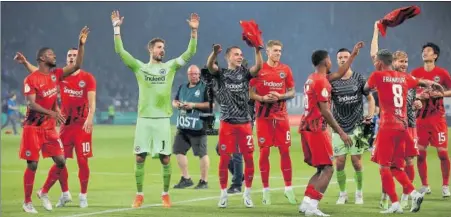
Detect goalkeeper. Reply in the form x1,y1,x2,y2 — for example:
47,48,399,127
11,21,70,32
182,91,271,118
330,48,375,205
111,10,198,208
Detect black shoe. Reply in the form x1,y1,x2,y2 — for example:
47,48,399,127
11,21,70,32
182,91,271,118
173,176,194,189
194,179,208,189
227,185,242,194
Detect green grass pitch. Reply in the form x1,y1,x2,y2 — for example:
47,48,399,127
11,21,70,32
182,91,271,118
1,125,451,216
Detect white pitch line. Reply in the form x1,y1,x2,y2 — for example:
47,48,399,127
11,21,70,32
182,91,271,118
1,170,308,180
60,180,352,217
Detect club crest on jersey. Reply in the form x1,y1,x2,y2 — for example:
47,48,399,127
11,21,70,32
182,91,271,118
434,76,440,83
279,72,286,78
237,74,243,80
51,75,56,82
25,150,31,157
353,86,358,91
135,146,141,152
79,80,86,88
220,144,226,151
194,89,200,97
321,88,329,97
259,137,265,144
159,69,167,75
24,84,31,93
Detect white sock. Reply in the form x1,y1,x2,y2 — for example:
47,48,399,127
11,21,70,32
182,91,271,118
136,192,144,196
62,191,70,196
310,199,319,209
221,189,228,196
79,193,87,198
401,193,409,201
356,190,362,195
409,190,418,197
303,196,311,202
285,186,292,191
391,201,400,207
244,187,251,195
161,192,168,196
340,191,347,196
263,187,270,192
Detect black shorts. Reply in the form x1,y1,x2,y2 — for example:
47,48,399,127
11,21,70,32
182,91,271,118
172,130,208,157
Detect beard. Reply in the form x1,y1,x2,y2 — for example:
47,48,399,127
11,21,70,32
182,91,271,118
153,55,163,62
327,70,332,74
46,62,57,68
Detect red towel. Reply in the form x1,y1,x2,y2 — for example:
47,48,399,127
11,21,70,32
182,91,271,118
240,20,264,49
378,5,421,37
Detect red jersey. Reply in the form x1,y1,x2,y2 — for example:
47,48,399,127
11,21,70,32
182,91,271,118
23,68,63,129
299,73,331,132
411,66,451,119
367,70,419,130
253,62,295,120
59,70,96,125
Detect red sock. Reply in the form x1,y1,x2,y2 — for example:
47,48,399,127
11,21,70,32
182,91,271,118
380,167,398,203
219,154,231,189
417,150,428,186
24,168,36,203
405,164,415,183
243,152,255,188
279,146,292,187
391,168,414,194
438,150,450,186
42,164,64,194
59,166,69,192
78,157,90,194
304,184,315,198
259,147,270,188
309,187,324,201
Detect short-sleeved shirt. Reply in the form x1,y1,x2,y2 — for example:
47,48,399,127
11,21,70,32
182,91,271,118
300,73,332,132
23,68,63,129
253,62,295,120
411,66,451,119
367,70,419,130
59,70,96,125
213,66,253,124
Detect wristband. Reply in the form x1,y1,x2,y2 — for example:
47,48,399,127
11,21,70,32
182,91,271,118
114,26,120,35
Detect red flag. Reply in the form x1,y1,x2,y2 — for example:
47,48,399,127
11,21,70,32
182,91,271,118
378,5,421,37
239,20,264,49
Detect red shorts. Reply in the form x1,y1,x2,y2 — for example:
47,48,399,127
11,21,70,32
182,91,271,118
218,121,254,155
256,118,291,148
405,127,419,157
60,124,93,159
19,126,64,161
300,130,333,167
417,117,448,148
371,128,413,169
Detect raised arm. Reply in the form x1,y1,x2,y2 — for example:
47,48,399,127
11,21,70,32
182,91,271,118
207,44,221,75
249,48,263,76
14,52,38,73
62,26,90,78
174,13,199,68
111,10,141,72
370,21,380,63
328,41,364,82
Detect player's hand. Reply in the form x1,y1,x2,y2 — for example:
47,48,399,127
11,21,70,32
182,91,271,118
269,91,282,100
79,26,90,45
374,21,380,31
183,102,195,110
187,13,200,30
50,111,66,125
262,94,278,103
413,100,423,110
83,117,93,133
111,10,124,27
14,52,27,64
430,89,444,98
351,41,365,56
213,44,222,54
340,132,353,147
362,115,373,124
430,82,445,94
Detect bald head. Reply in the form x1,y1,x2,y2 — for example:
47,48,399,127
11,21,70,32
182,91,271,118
187,65,200,84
